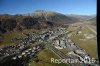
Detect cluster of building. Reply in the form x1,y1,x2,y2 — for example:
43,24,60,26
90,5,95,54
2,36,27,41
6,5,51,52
12,27,67,44
12,45,41,60
0,43,44,66
0,26,98,66
67,49,98,65
52,37,67,49
0,27,68,65
0,43,29,57
66,38,98,65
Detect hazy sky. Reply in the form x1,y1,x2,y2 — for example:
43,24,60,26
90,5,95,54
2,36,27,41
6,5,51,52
0,0,96,15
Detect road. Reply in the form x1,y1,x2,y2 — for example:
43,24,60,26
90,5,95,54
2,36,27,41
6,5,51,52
46,42,76,66
45,32,77,66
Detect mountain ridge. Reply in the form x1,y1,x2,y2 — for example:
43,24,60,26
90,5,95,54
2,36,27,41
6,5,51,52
0,10,96,33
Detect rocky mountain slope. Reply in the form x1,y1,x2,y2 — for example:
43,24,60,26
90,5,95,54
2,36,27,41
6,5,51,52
0,10,96,33
0,10,71,33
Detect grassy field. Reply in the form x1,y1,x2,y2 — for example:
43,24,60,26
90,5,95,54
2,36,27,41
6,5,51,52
71,34,98,58
0,32,19,48
0,29,36,48
70,25,98,59
28,49,67,66
82,25,96,35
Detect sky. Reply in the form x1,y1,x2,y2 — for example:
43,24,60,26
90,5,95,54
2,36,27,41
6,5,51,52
0,0,96,15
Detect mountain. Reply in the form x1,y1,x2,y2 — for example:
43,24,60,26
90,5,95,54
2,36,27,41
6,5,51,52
66,14,96,21
88,17,96,26
26,10,75,23
0,10,72,33
89,17,96,22
0,10,95,33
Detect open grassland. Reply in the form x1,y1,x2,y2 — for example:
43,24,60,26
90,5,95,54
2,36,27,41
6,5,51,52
0,32,19,48
69,25,98,59
71,34,98,59
28,49,67,66
83,25,96,35
0,29,35,48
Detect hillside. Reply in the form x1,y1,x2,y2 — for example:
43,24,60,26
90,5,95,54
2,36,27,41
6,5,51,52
88,17,96,26
89,17,96,22
0,10,71,33
27,10,74,23
0,10,96,33
66,14,95,21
